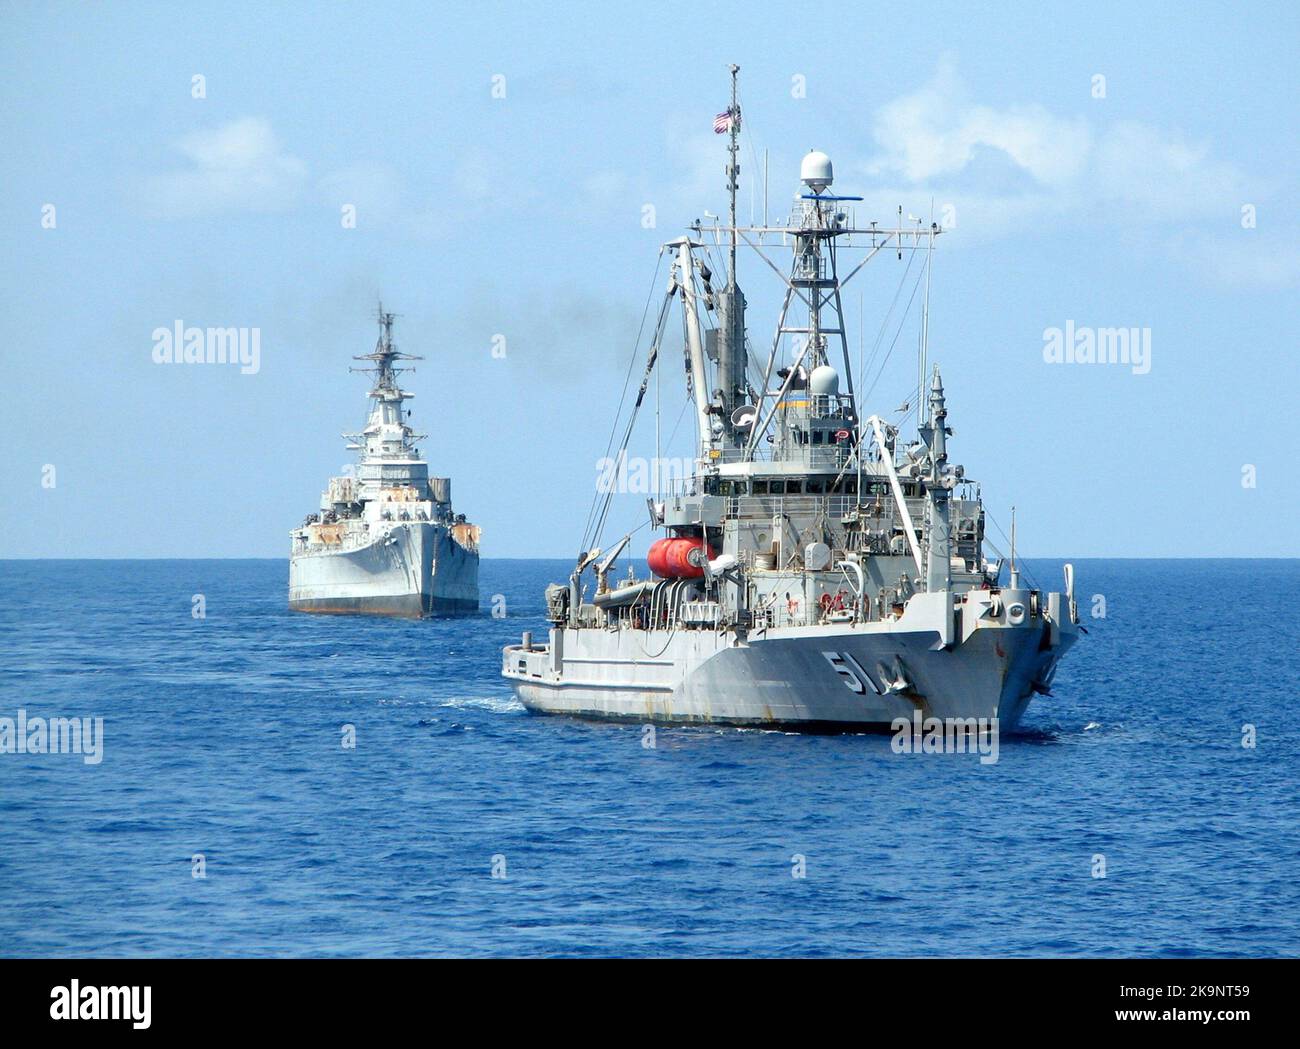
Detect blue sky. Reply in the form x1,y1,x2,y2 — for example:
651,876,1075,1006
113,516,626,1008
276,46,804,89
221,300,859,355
3,0,1297,558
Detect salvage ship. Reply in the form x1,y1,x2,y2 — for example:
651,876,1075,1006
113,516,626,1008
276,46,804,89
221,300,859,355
502,70,1079,730
289,305,479,617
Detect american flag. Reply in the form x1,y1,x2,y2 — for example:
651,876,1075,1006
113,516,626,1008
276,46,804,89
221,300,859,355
713,108,739,134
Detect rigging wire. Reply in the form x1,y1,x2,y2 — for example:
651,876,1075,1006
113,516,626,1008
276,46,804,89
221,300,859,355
584,286,685,555
858,242,918,394
579,254,665,552
594,394,693,556
736,83,765,227
861,255,928,407
984,510,1042,592
662,393,692,452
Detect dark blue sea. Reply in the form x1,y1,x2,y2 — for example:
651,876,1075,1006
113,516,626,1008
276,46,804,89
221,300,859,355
1,558,1297,957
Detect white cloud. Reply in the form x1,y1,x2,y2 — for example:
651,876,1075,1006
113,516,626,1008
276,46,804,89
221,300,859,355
867,61,1091,186
142,117,307,218
1091,121,1248,220
861,63,1254,231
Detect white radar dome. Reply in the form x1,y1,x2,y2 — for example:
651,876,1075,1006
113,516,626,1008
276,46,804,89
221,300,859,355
800,150,834,193
809,364,840,396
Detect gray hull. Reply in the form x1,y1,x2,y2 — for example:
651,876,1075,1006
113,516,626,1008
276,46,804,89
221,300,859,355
289,521,477,619
505,590,1075,732
289,592,477,617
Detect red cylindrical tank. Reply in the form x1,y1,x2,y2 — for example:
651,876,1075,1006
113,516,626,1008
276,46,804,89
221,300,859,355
647,537,715,578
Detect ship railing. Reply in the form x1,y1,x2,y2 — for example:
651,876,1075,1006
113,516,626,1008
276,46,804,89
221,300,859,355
703,447,772,466
666,446,856,470
596,574,879,632
657,472,905,502
726,494,857,520
597,591,808,630
724,493,924,525
296,528,376,553
656,476,700,498
749,599,852,630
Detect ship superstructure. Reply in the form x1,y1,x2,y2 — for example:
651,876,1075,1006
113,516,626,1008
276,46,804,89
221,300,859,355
502,69,1079,730
289,305,479,617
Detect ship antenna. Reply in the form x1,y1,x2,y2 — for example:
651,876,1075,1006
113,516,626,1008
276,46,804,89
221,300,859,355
727,63,740,291
1009,505,1019,588
376,299,396,391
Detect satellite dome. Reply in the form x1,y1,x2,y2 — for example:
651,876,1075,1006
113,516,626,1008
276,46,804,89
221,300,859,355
800,150,834,193
809,364,840,396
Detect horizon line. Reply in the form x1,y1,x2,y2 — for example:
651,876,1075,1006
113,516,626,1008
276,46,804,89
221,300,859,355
3,555,1298,563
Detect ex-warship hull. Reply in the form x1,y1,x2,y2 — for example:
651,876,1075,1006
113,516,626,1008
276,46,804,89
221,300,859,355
289,304,480,618
289,521,478,617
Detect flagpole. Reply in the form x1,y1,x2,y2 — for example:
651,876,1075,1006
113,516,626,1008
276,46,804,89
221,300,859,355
728,63,739,291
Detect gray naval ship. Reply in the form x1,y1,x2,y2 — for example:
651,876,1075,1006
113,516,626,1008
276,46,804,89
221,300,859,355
289,305,479,617
503,72,1080,731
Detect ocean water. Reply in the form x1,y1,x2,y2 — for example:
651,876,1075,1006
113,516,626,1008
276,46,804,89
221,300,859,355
1,557,1296,958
